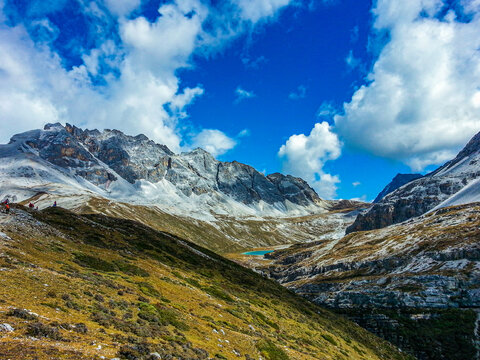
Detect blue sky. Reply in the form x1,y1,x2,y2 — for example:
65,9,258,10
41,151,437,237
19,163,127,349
1,0,480,201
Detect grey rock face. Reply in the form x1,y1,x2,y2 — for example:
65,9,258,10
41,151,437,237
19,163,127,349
0,323,14,332
347,131,480,234
373,173,423,203
4,123,323,208
267,173,321,206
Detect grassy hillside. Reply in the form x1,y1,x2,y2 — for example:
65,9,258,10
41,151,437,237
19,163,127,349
71,197,363,253
0,206,410,360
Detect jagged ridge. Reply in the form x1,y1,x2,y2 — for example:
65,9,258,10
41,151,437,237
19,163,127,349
0,123,327,219
347,130,480,234
373,173,423,203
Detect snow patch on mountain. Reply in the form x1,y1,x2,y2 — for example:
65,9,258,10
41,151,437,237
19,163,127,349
0,124,329,221
432,177,480,211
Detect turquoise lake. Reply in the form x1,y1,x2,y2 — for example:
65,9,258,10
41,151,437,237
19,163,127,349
242,250,274,256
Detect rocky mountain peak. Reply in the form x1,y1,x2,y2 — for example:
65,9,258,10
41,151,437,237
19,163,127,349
373,173,423,203
429,130,480,177
1,123,326,216
347,129,480,233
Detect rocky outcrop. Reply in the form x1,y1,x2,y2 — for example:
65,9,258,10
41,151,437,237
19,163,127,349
373,173,422,203
347,131,480,234
3,123,324,209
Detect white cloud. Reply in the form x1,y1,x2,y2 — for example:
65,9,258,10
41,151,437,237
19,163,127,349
0,24,84,142
104,0,141,17
352,181,361,187
288,85,306,100
350,194,368,202
345,50,361,70
0,0,296,153
238,128,250,137
235,86,256,103
191,129,237,157
232,0,292,23
317,101,337,118
335,0,480,171
278,121,341,199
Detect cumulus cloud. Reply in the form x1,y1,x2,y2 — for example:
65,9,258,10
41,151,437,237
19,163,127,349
235,86,256,103
232,0,292,23
288,85,306,100
278,121,341,199
0,23,89,144
191,129,237,157
0,0,296,155
104,0,141,17
335,0,480,171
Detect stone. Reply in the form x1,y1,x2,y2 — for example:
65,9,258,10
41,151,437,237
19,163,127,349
0,323,14,332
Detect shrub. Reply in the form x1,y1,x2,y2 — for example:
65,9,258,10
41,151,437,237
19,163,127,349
117,343,151,360
137,302,189,331
7,308,37,320
26,322,63,340
113,260,150,277
204,286,234,302
74,253,116,272
73,323,88,334
137,282,160,297
256,339,290,360
321,334,338,346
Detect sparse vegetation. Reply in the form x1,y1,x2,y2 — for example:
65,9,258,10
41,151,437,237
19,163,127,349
0,206,411,360
257,339,290,360
73,253,116,272
25,322,63,340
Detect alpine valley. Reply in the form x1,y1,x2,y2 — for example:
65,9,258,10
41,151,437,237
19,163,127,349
0,123,479,360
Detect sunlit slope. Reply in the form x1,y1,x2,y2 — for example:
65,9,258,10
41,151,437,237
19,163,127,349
68,197,363,253
0,206,409,360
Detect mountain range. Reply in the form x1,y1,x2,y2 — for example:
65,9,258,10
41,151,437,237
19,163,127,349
0,123,328,221
0,123,367,254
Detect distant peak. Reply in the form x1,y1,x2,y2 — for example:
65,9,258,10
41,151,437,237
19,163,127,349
373,173,422,203
43,122,64,131
134,134,149,141
392,173,422,181
190,147,210,154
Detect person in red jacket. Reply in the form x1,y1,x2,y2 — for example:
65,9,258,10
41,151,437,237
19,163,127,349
5,203,10,214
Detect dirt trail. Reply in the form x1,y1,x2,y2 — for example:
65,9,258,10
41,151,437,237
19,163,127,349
0,210,14,225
